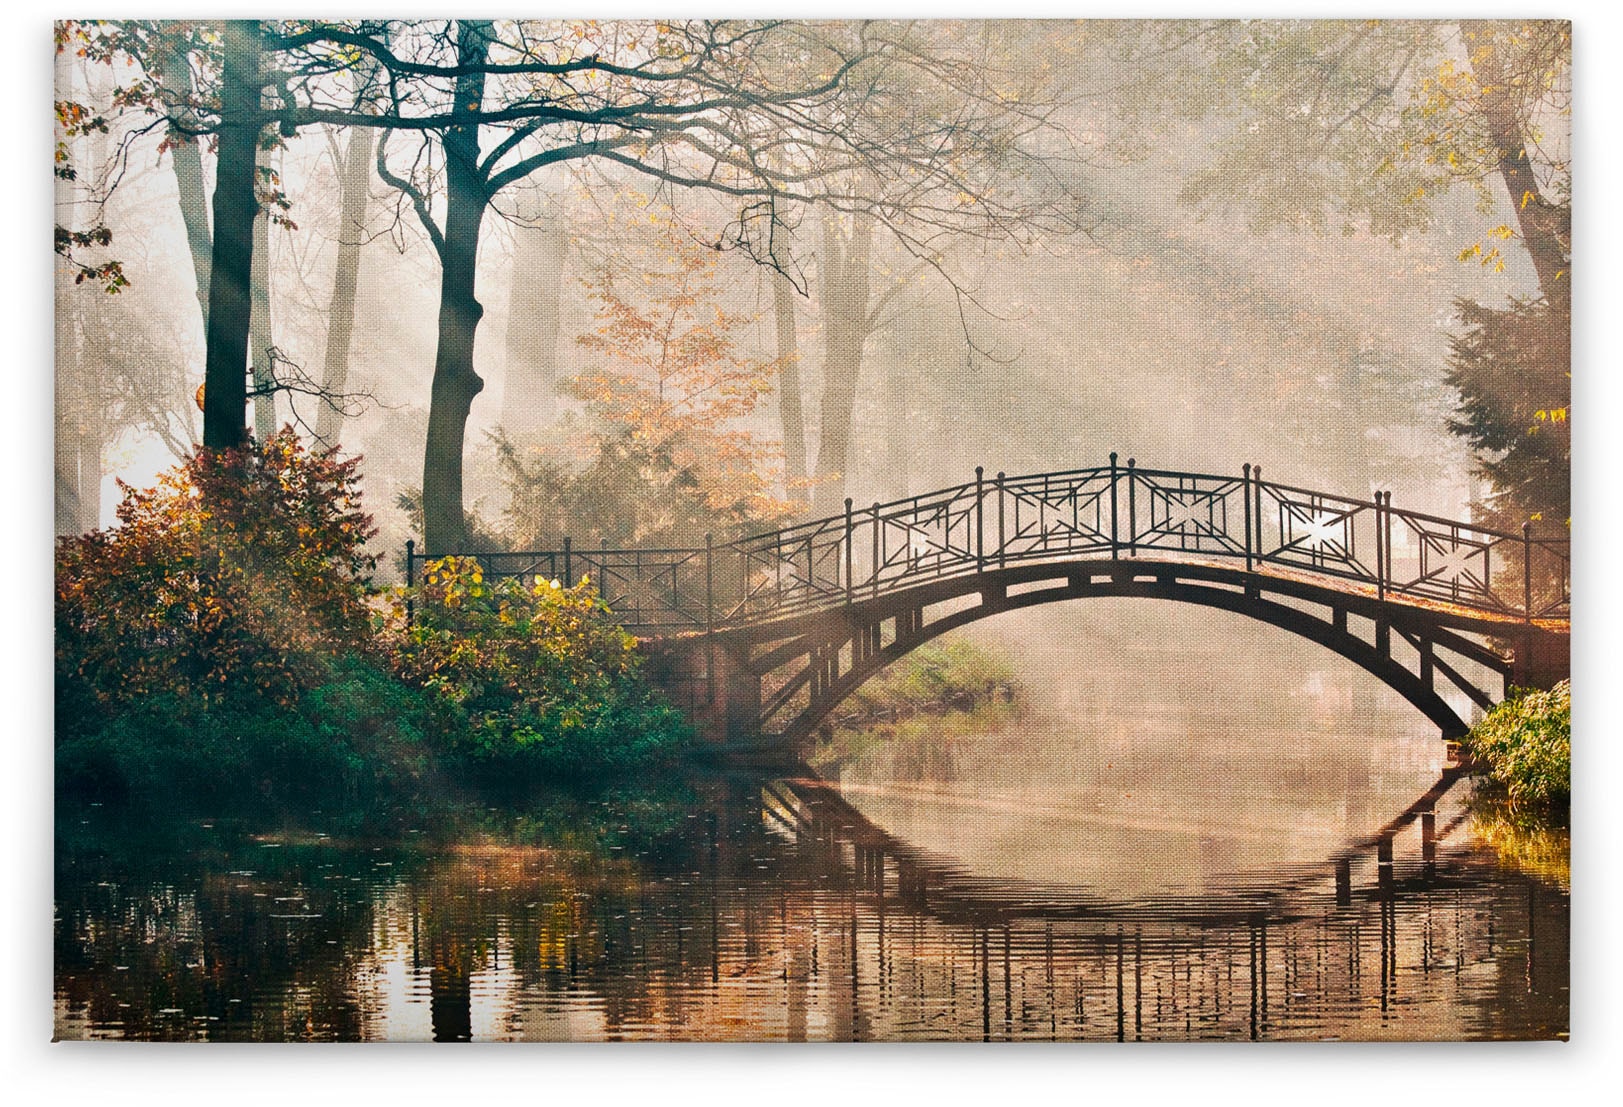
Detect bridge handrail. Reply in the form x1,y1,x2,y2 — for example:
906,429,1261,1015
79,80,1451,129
1255,473,1567,546
404,458,1571,630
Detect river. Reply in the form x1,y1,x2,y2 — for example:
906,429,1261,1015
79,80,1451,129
53,601,1568,1041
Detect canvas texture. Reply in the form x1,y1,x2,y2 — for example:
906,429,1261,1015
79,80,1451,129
53,17,1569,1041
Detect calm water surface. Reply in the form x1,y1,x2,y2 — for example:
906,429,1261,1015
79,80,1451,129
55,604,1568,1041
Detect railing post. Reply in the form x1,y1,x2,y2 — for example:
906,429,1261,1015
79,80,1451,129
563,536,573,588
1374,492,1386,602
1252,465,1264,565
1126,458,1137,557
1523,521,1533,623
845,498,855,607
1242,464,1253,573
871,503,881,599
1381,491,1393,598
404,538,416,627
1109,452,1119,559
975,466,985,572
996,472,1007,568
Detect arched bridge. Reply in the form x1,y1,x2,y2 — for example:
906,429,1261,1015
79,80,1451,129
408,457,1570,753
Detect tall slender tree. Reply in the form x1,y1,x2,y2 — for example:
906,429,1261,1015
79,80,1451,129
500,208,569,437
63,19,1092,550
313,121,376,450
199,20,262,450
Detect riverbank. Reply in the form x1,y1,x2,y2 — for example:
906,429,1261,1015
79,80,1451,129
806,635,1021,770
54,437,693,824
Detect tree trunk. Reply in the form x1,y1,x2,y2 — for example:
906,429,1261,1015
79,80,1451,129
55,299,104,534
201,20,263,451
811,212,874,517
499,212,566,437
882,328,910,501
249,149,276,440
771,244,808,503
56,62,110,532
420,20,492,555
1462,20,1571,309
162,43,213,333
314,123,374,451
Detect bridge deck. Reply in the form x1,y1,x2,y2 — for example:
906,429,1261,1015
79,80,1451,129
644,553,1569,644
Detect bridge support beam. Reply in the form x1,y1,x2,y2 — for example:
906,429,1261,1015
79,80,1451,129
645,639,763,750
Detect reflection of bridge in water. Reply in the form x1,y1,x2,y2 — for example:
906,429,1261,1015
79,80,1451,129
53,760,1566,1041
765,767,1472,927
747,767,1565,1040
413,458,1569,751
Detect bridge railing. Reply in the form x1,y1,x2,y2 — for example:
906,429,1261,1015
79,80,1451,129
993,466,1117,566
1375,499,1571,619
404,457,1570,631
723,512,847,623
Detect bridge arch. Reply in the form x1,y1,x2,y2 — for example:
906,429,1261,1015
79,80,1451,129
699,558,1523,755
413,458,1569,755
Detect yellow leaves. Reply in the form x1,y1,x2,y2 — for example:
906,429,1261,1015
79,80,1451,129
1458,240,1507,272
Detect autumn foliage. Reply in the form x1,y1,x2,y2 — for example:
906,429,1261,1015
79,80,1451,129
388,557,689,773
55,434,687,808
56,431,377,716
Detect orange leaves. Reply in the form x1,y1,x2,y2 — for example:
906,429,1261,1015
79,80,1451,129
55,430,379,715
558,227,796,539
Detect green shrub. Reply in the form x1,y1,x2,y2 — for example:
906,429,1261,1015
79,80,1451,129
842,635,1016,719
388,556,690,777
56,656,432,814
54,438,690,812
1464,680,1571,807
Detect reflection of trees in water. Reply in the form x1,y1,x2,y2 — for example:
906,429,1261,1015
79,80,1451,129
54,836,392,1040
54,776,1567,1041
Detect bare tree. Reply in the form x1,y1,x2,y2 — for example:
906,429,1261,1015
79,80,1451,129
66,19,1094,552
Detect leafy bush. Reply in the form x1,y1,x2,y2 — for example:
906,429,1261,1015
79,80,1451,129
840,636,1017,720
56,431,376,720
55,437,691,812
1463,680,1571,808
388,556,690,776
56,655,430,812
54,434,407,811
